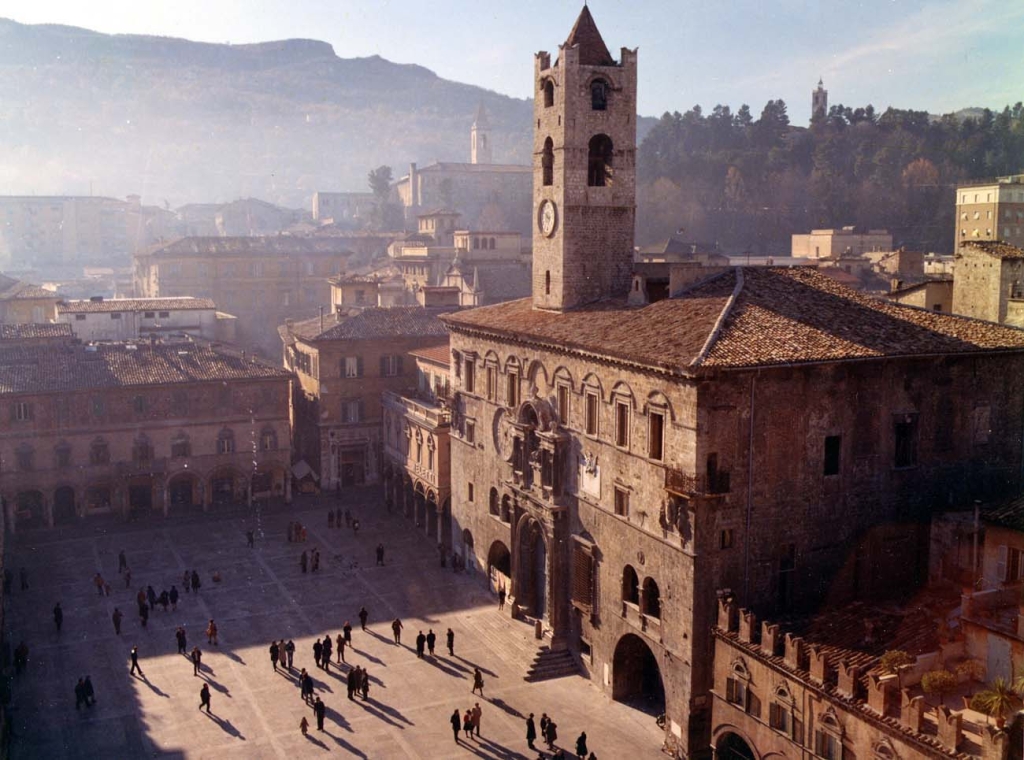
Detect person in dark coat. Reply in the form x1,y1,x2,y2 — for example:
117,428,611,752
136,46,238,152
540,713,550,739
426,629,436,656
526,713,537,749
446,628,455,656
246,529,255,548
343,621,352,645
314,696,326,730
285,639,295,669
392,618,403,644
191,570,201,593
199,683,211,713
321,635,332,671
83,676,95,706
358,606,368,630
176,627,187,654
146,586,157,610
75,678,86,709
53,602,63,632
415,631,426,658
112,608,123,635
118,549,127,574
159,590,169,611
545,719,558,750
360,668,369,700
346,667,357,700
300,551,308,573
169,586,179,610
312,639,322,669
139,603,149,628
451,708,462,743
191,646,202,676
576,732,589,757
269,640,280,671
376,544,385,565
130,645,143,677
472,667,484,696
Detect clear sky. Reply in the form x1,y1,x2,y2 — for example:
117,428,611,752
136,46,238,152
4,0,1023,122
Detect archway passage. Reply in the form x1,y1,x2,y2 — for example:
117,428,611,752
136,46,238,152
129,476,154,514
426,496,439,539
488,540,512,595
440,498,452,550
16,490,45,529
612,633,665,715
518,520,547,619
716,732,756,760
168,473,200,512
210,470,242,507
53,487,76,525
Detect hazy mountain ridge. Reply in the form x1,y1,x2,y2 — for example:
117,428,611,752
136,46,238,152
0,18,542,208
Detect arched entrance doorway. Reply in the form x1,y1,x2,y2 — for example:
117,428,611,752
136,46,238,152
440,497,452,550
210,468,243,507
426,492,439,539
404,478,415,519
462,529,475,570
168,472,200,512
128,475,154,515
414,484,426,527
53,487,76,525
716,732,756,760
517,519,547,618
16,491,45,529
488,540,512,595
612,633,665,715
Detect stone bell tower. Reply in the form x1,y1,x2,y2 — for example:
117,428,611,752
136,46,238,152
812,77,828,121
470,103,492,165
532,6,637,311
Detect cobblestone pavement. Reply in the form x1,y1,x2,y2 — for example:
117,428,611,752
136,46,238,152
4,490,665,759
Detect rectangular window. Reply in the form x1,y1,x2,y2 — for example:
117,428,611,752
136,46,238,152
75,313,86,321
16,448,33,471
585,392,599,436
815,731,842,760
92,397,105,417
133,395,147,415
55,446,71,469
341,399,364,424
720,529,734,549
110,312,121,320
894,413,919,468
614,487,629,517
648,411,664,460
144,311,155,319
464,359,475,393
158,311,169,319
379,355,403,377
823,435,841,476
506,371,519,407
465,420,476,445
557,385,570,425
615,401,630,448
468,483,475,502
725,678,747,708
770,703,791,734
486,367,496,400
343,356,363,378
453,352,461,378
12,401,32,421
571,543,595,609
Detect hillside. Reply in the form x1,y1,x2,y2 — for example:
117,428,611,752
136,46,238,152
0,19,548,208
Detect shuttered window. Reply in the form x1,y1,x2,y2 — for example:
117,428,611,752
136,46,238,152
571,543,594,610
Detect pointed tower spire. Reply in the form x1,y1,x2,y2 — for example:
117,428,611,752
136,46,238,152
472,102,490,129
564,5,615,66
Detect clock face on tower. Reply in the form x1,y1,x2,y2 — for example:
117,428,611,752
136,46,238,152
538,199,557,237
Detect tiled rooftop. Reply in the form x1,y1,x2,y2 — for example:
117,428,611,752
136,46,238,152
410,343,451,367
443,267,1024,373
139,236,352,258
0,323,73,340
0,342,291,395
959,240,1024,259
57,297,217,314
0,275,56,301
286,306,453,343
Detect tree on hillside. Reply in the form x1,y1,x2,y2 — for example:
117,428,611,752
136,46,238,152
367,165,403,231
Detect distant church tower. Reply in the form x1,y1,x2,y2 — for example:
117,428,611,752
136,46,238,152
532,6,637,311
470,104,492,165
812,77,828,121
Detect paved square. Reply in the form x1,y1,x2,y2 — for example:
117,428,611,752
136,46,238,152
5,490,664,758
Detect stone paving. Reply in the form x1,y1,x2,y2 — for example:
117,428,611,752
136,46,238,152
4,489,664,759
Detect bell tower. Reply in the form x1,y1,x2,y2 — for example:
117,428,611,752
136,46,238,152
812,77,828,121
471,103,492,165
532,6,637,311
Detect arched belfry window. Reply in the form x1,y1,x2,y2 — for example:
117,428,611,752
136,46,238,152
591,79,608,111
587,134,613,187
542,137,554,187
543,79,555,108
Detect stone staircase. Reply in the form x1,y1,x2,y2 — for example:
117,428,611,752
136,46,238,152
524,645,579,682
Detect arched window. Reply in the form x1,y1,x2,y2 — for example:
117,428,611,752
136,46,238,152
642,577,661,618
622,565,639,605
587,134,613,187
489,237,496,249
542,137,554,187
217,428,235,454
591,79,608,111
489,487,499,516
543,79,554,108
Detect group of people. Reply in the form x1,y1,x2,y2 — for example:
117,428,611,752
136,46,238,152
299,548,321,573
73,676,96,710
287,521,308,543
524,712,595,758
452,702,484,741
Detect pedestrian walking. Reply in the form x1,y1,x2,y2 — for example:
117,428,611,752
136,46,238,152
118,549,127,574
112,607,123,635
472,667,485,696
246,529,254,548
206,619,218,645
53,602,63,632
159,590,169,612
463,709,474,740
416,631,426,658
540,713,549,737
299,716,309,736
545,719,558,750
335,633,344,663
182,569,191,593
95,573,106,596
392,618,403,644
472,702,482,737
139,602,149,628
526,712,537,749
75,678,87,709
299,668,310,701
84,675,95,706
130,645,143,677
199,683,211,713
376,544,385,565
314,696,326,731
343,621,352,646
576,732,589,757
191,570,201,593
498,585,506,611
346,667,356,700
313,639,322,669
191,646,202,676
270,640,280,671
146,585,156,610
358,606,368,631
300,550,308,574
285,639,295,669
169,585,178,610
360,668,370,700
426,629,436,656
176,626,187,654
451,708,462,743
446,627,455,656
322,635,332,671
124,568,132,589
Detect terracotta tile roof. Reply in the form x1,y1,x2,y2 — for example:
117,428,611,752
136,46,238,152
138,236,352,258
287,307,453,343
410,342,451,367
0,323,72,340
57,297,217,314
959,240,1024,259
564,6,616,66
443,267,1024,373
0,277,56,301
0,342,291,395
